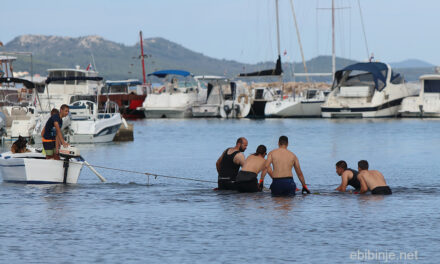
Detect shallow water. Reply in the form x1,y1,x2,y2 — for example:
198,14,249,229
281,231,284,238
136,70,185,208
1,118,439,263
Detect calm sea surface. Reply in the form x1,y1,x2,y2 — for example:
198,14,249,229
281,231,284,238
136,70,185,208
1,118,439,263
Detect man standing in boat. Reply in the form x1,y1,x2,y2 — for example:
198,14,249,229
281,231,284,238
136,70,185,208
264,136,310,196
216,137,248,190
42,104,69,160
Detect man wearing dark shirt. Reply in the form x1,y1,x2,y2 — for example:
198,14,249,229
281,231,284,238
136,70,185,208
42,104,69,159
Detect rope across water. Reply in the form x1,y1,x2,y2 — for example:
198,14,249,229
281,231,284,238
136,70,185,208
70,160,217,184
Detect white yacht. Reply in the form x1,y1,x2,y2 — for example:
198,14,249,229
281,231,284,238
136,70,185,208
141,70,206,118
400,74,440,117
38,67,102,111
265,89,328,117
32,67,122,144
321,62,413,118
0,56,39,141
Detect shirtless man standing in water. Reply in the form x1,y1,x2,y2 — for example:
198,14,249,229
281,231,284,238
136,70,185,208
235,145,267,193
357,160,392,195
263,136,310,196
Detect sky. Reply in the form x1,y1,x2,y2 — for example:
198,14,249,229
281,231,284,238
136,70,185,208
2,0,440,66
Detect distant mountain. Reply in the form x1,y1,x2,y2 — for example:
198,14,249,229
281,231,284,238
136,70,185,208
0,35,434,82
390,59,435,69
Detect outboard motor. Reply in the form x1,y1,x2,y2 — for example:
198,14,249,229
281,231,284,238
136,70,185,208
223,105,231,117
59,146,81,184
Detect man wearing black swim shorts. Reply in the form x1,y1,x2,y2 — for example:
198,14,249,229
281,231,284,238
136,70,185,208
357,160,392,195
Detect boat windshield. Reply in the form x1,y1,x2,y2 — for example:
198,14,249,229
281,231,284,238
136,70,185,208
335,70,386,91
48,71,87,84
101,84,127,94
424,80,440,93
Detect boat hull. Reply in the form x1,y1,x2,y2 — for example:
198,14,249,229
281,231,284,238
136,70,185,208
192,105,220,117
322,104,402,118
0,153,84,184
144,108,191,118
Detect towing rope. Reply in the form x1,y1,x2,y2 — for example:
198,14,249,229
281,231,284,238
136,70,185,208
69,160,217,184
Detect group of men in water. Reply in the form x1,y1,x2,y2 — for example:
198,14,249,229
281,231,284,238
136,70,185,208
216,136,392,196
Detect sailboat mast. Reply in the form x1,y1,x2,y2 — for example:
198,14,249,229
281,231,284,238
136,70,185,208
332,0,336,81
275,0,283,90
290,0,309,83
275,0,281,57
139,31,147,91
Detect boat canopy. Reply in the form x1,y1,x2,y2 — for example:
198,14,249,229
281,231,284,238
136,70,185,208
148,70,192,78
0,77,37,89
106,80,142,86
238,56,283,77
46,76,103,84
335,62,389,91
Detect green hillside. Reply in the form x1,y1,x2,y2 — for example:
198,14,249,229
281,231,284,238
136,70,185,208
1,35,434,82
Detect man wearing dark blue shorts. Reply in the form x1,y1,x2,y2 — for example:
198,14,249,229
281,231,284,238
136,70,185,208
264,136,310,196
42,104,69,159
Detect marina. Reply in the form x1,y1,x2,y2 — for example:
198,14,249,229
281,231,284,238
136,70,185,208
1,0,440,262
1,118,439,262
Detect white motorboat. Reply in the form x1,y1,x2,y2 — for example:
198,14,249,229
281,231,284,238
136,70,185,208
0,148,84,184
220,81,252,119
32,67,123,144
192,76,227,118
0,77,39,141
321,62,414,118
65,100,122,143
400,74,440,117
141,70,206,118
265,89,329,117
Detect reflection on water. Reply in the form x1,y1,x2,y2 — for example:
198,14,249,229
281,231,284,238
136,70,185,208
1,118,439,263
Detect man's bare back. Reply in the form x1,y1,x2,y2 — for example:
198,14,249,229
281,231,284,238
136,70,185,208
241,155,266,174
264,136,310,195
358,170,387,191
267,148,296,178
267,147,307,188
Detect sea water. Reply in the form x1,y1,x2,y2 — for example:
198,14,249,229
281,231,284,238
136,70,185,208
1,118,439,263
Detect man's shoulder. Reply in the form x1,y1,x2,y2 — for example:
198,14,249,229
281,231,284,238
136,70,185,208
343,169,354,177
51,114,62,122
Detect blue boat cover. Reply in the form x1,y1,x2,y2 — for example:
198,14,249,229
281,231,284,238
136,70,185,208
106,80,142,86
335,62,388,90
148,70,191,78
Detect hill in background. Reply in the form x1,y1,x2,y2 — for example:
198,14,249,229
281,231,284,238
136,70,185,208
1,34,435,82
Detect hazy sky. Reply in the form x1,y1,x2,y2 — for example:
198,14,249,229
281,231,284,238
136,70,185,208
2,0,439,65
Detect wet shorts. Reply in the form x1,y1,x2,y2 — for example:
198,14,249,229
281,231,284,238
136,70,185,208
218,180,236,190
371,186,392,195
42,141,55,156
236,171,258,193
270,177,296,196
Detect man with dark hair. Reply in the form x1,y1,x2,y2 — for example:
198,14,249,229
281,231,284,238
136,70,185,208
357,160,392,195
335,160,360,192
216,137,248,190
236,145,267,193
42,104,69,160
264,135,310,196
